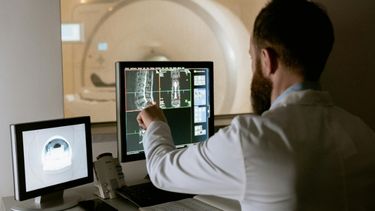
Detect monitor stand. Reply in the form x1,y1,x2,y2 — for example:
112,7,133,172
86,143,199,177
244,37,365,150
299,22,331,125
11,190,81,211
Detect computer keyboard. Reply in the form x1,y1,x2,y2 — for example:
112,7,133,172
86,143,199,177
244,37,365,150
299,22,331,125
116,182,193,207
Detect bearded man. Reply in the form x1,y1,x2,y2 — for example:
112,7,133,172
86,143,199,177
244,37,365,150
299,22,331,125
137,0,375,210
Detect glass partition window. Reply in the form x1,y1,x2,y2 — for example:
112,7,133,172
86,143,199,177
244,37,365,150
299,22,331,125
60,0,265,122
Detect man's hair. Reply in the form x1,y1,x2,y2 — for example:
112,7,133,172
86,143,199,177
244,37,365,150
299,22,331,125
253,0,334,81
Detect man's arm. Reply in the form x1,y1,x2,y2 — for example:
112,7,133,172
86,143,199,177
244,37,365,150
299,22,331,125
140,117,246,201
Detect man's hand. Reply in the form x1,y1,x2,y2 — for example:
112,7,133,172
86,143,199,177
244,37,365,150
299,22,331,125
137,103,167,130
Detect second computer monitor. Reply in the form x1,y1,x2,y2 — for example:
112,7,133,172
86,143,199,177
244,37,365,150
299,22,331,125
10,116,93,210
116,61,214,162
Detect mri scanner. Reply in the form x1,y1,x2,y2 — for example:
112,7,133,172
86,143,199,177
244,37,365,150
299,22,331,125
62,0,252,122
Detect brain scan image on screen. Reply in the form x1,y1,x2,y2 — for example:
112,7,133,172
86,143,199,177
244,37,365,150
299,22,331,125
41,136,72,172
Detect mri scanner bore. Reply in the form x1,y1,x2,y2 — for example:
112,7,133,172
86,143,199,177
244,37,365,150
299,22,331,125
61,0,252,122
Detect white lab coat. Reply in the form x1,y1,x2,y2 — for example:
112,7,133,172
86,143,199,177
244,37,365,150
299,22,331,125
143,90,375,211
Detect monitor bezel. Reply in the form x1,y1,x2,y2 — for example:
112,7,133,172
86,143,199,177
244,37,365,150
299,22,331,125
10,116,93,201
116,61,214,163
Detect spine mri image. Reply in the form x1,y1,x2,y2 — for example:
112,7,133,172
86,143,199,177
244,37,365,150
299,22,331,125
135,70,155,109
125,67,192,151
171,70,181,108
127,68,191,110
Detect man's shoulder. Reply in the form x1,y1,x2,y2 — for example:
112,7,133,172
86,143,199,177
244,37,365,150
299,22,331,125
231,114,263,127
272,90,333,109
229,114,282,135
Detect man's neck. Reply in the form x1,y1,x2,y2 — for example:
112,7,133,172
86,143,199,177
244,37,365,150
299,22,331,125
270,70,304,103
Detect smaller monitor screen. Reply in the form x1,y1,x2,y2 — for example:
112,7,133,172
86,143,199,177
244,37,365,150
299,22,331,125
116,61,214,162
10,116,93,201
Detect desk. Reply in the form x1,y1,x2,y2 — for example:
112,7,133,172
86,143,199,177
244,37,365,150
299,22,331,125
1,185,241,211
1,185,138,211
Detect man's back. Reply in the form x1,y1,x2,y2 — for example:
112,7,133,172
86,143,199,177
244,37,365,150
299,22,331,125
141,89,375,210
240,90,375,210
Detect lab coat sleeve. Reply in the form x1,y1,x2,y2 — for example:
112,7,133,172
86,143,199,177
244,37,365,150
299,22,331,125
142,120,246,200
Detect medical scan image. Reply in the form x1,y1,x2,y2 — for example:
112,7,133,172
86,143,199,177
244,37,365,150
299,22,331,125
41,136,72,172
125,68,193,153
22,124,88,192
125,68,191,110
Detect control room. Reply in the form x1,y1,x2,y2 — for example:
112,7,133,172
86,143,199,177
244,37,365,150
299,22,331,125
1,0,375,210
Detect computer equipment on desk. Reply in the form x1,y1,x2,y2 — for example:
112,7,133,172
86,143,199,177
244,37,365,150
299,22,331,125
93,152,125,199
116,61,214,162
9,116,93,211
115,61,214,206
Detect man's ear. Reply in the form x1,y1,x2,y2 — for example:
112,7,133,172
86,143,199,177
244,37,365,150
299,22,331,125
260,47,279,76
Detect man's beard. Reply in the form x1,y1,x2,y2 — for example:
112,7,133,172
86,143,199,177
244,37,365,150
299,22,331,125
250,58,273,115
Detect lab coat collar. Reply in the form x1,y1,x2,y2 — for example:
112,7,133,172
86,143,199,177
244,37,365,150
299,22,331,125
270,89,334,109
271,82,321,110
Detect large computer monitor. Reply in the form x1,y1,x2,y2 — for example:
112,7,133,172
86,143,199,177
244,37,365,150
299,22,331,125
116,61,214,162
10,116,93,211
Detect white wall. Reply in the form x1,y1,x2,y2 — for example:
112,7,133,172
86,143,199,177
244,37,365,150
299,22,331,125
0,0,63,198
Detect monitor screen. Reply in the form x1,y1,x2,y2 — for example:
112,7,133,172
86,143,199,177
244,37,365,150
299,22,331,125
116,61,214,162
10,116,93,201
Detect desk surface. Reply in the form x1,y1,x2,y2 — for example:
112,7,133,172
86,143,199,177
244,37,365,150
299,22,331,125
1,185,138,211
1,184,240,211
